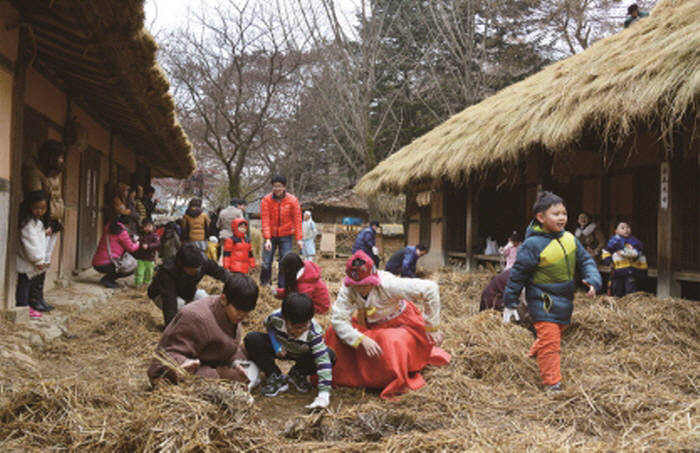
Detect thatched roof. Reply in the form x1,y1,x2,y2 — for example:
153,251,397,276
301,187,369,212
9,0,195,178
356,0,699,195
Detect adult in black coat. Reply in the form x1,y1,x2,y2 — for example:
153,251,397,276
148,243,231,326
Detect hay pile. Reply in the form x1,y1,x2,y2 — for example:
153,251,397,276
0,261,697,451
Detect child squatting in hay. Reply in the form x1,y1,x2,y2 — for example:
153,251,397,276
147,273,258,386
503,191,602,392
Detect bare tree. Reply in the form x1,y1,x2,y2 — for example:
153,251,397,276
527,0,657,56
163,0,309,200
294,0,410,181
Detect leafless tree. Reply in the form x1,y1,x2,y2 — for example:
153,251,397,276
162,0,309,200
294,0,410,181
527,0,657,56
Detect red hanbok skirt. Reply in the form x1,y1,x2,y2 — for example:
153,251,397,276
324,301,450,399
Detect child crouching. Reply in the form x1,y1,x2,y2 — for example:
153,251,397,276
244,293,334,409
503,191,601,392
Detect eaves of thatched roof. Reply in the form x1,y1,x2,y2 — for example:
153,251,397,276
9,0,195,178
301,187,369,211
356,0,699,195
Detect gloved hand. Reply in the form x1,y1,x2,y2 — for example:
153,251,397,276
621,248,639,259
305,391,330,410
503,307,520,323
371,246,379,256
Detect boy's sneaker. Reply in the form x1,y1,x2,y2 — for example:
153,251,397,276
29,307,43,319
261,373,289,397
288,368,313,393
544,382,562,393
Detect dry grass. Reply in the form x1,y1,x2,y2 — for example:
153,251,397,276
356,0,700,195
0,258,698,451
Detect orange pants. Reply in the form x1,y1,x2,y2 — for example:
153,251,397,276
529,322,567,385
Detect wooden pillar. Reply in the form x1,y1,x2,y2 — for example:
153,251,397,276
657,160,681,297
465,183,478,271
3,28,29,311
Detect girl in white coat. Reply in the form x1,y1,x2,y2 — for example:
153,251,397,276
16,190,53,318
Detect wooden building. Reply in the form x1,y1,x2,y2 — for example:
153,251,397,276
0,0,195,313
301,188,370,224
357,0,699,298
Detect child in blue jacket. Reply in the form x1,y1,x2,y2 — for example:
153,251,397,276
601,221,647,297
503,191,601,392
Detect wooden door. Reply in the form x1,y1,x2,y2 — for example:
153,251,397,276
77,148,100,270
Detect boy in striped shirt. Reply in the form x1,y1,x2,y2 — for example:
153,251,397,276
244,293,334,409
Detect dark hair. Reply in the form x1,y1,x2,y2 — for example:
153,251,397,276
109,218,125,235
508,230,522,243
369,220,380,228
282,293,314,324
532,191,565,215
280,252,304,293
188,198,202,208
176,243,204,268
37,139,65,171
271,175,287,186
230,198,240,207
19,190,50,228
627,3,638,14
416,243,428,252
145,185,155,195
141,217,154,227
223,273,258,312
616,220,632,229
128,187,137,199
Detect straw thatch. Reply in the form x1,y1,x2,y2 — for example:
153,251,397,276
0,260,697,451
9,0,195,178
302,188,371,212
356,0,699,195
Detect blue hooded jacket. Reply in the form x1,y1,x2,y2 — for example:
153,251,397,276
352,226,377,258
504,221,602,324
385,246,419,277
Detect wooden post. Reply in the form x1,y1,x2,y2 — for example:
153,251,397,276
465,183,478,271
3,28,29,311
657,160,681,297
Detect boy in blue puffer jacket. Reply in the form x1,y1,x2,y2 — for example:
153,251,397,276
503,191,601,392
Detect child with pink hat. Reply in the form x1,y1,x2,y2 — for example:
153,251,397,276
323,250,450,399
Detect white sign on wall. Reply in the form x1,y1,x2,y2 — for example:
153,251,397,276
660,162,669,210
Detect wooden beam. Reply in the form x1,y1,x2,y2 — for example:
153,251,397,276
0,52,14,74
465,183,478,271
3,29,30,311
656,159,681,297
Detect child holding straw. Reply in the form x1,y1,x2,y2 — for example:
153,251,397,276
503,191,601,392
147,273,258,386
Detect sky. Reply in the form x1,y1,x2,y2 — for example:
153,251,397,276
145,0,359,36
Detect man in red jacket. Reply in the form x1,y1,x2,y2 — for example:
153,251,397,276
260,175,303,287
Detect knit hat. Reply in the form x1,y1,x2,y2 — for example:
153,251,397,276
344,250,381,287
